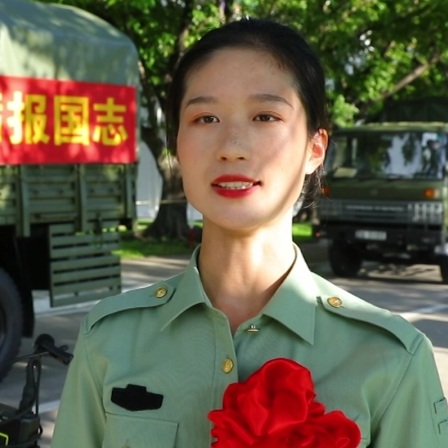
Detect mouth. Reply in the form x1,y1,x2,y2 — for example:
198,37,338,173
211,175,261,190
213,181,261,190
211,176,261,198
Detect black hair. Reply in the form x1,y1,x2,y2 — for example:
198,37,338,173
165,17,329,202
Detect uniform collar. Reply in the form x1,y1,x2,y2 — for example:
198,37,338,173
159,247,209,331
159,244,319,345
261,244,319,345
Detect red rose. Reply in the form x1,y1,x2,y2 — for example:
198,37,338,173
208,358,361,448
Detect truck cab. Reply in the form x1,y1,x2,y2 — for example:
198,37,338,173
315,122,448,282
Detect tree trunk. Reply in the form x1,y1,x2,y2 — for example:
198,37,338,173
142,170,190,240
147,201,189,240
139,133,190,240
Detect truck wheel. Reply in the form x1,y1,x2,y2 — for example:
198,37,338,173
439,256,448,284
328,242,362,277
0,269,23,381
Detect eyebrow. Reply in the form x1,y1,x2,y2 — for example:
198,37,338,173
184,96,217,109
184,93,293,109
249,93,293,108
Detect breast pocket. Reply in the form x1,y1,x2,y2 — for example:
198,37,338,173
103,413,178,448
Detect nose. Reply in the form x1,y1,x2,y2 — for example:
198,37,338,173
216,123,250,161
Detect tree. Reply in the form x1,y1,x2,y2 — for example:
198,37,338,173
38,0,448,234
240,0,448,127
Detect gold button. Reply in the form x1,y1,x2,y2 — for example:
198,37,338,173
155,287,167,298
221,358,234,373
328,296,343,308
246,324,259,333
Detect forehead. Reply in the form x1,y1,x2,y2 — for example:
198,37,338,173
184,47,296,91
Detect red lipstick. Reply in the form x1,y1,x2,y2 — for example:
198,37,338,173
211,175,260,198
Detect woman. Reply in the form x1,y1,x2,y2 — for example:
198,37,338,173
52,18,448,448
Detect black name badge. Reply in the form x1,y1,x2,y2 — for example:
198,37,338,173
111,384,164,411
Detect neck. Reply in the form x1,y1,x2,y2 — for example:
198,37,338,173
198,219,296,331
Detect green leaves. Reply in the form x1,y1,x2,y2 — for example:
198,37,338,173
331,95,360,128
35,0,448,128
241,0,448,126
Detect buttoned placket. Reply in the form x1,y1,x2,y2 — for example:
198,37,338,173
210,313,266,414
232,315,267,380
210,309,239,408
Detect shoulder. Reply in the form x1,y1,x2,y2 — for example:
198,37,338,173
312,272,424,355
82,274,183,334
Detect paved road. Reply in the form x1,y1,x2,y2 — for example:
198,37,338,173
1,249,447,448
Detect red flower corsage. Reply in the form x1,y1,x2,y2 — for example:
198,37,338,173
208,358,361,448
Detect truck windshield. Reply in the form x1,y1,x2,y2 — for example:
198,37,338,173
326,131,448,180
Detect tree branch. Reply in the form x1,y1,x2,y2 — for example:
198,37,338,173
353,51,442,119
382,52,441,99
166,0,195,77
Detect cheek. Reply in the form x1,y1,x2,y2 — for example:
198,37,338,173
176,126,189,157
176,137,203,192
177,125,211,160
265,128,309,168
175,128,196,168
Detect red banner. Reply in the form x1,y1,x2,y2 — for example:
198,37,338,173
0,76,137,164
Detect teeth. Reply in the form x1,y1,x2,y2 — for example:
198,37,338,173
217,181,254,189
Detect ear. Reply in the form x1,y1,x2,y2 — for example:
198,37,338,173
305,129,328,175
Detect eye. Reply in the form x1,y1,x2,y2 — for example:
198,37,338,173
195,115,219,124
254,114,279,122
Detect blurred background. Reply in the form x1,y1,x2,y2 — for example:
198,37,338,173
0,0,447,446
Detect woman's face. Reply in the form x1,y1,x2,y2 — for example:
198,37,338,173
177,47,327,233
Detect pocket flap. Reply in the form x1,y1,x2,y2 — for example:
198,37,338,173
434,398,447,416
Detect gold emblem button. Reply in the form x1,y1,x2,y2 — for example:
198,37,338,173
327,296,343,308
221,358,234,373
155,287,167,298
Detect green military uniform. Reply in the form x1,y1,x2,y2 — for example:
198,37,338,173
51,246,448,448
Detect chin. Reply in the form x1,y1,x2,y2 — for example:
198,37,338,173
203,214,275,234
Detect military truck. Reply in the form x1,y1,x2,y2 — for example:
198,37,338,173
0,0,139,379
315,121,448,282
